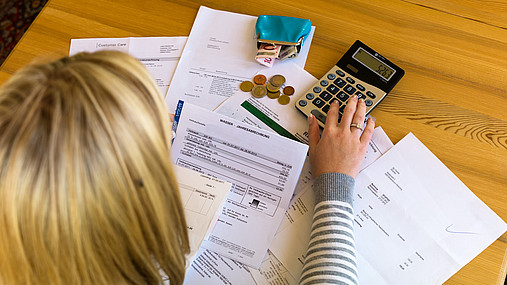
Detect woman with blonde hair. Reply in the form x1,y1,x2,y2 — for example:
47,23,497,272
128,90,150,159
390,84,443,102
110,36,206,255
0,49,374,285
0,51,189,284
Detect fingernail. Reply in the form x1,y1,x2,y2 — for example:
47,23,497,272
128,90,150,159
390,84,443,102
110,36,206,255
332,100,339,105
308,114,313,125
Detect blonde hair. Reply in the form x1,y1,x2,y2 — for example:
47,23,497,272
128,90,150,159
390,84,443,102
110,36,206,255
0,51,189,284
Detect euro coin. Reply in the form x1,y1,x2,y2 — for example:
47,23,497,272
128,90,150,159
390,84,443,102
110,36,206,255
253,74,267,85
267,90,280,99
251,85,267,98
240,81,254,92
278,94,290,105
270,74,286,87
266,82,280,93
283,86,295,96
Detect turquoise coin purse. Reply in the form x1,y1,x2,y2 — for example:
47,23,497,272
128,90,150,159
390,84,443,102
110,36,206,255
255,15,311,58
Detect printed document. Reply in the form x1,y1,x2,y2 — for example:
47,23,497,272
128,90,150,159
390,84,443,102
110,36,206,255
164,6,315,113
215,61,317,144
269,132,507,284
69,36,187,94
170,101,308,268
249,250,297,285
183,247,256,285
173,166,230,263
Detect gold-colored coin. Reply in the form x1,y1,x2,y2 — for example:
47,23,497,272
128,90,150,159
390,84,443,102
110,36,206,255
253,74,267,85
267,90,280,99
278,94,290,105
270,74,286,87
266,81,280,92
283,86,295,96
240,81,254,92
251,85,267,98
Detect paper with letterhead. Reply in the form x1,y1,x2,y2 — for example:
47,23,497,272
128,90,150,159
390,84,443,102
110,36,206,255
170,101,308,268
164,6,315,113
269,132,507,284
69,36,187,94
215,61,317,144
172,165,231,264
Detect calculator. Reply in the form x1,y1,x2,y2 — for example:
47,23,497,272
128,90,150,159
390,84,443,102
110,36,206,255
295,40,404,127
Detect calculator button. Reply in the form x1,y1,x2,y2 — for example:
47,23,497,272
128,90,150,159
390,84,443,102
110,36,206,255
320,80,329,87
298,100,307,107
365,99,373,107
356,84,365,91
311,109,327,124
306,93,315,100
355,92,366,100
336,69,345,77
312,98,326,108
334,78,346,88
337,91,349,101
319,91,333,101
366,91,376,99
346,77,355,84
327,73,336,80
344,85,356,95
326,85,339,95
322,104,330,113
313,86,322,93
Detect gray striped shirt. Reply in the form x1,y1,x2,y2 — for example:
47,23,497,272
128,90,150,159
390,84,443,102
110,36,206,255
299,173,357,285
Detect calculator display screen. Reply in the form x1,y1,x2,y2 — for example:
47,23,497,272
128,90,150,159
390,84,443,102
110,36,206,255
353,48,395,81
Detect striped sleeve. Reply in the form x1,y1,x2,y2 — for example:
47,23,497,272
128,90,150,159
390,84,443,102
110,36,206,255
299,172,358,285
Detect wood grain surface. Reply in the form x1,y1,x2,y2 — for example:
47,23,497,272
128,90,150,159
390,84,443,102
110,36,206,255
1,0,506,283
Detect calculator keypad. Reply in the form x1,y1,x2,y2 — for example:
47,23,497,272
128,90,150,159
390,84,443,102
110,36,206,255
296,66,386,127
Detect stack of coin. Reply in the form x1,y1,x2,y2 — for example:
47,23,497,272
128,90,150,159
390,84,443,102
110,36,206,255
239,74,295,105
266,74,285,99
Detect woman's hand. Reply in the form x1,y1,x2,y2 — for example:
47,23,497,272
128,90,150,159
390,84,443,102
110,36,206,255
308,96,375,179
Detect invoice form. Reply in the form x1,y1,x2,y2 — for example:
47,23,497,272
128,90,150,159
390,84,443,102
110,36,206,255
170,101,308,268
69,36,187,94
269,133,507,284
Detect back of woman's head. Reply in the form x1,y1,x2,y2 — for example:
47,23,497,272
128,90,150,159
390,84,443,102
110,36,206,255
0,51,189,284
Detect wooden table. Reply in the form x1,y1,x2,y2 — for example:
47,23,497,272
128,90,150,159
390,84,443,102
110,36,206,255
1,0,506,283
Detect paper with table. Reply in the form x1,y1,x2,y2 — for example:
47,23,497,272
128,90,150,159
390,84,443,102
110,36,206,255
69,36,187,94
164,6,315,113
268,132,507,284
170,101,308,268
172,165,231,264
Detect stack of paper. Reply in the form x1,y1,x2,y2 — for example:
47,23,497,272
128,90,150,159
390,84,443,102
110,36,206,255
69,5,506,285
